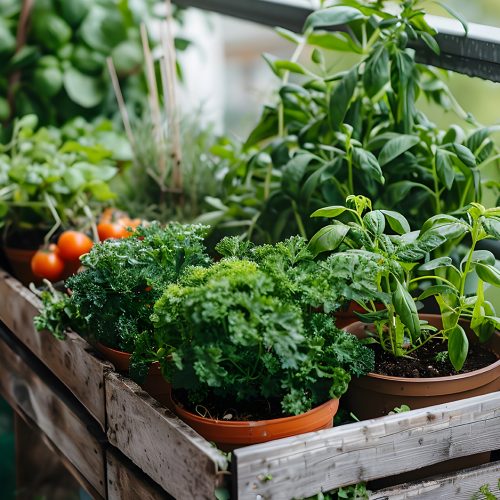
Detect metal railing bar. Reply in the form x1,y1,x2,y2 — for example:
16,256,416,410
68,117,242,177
173,0,500,82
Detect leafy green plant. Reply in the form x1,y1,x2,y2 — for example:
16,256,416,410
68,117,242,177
203,0,498,243
0,114,123,246
0,0,188,130
151,237,374,417
34,222,210,382
309,195,500,370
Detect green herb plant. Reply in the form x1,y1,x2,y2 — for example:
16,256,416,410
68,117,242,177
34,222,210,379
151,237,374,417
203,0,498,243
0,114,122,246
309,195,500,370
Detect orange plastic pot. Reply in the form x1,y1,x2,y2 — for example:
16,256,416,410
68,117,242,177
3,246,40,286
344,314,500,420
173,398,339,452
95,343,172,409
344,314,499,484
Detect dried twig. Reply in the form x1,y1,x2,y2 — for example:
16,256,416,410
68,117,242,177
106,57,136,149
140,23,167,191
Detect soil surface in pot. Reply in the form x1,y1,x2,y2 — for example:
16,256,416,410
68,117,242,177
372,341,497,378
174,390,292,421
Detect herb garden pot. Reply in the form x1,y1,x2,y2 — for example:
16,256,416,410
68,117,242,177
3,246,40,286
95,342,172,410
343,314,500,419
173,397,339,452
344,314,499,484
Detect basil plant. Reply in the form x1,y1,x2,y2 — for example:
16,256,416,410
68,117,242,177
309,195,500,371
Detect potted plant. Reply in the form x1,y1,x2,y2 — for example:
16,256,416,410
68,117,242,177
150,237,375,450
308,196,500,419
0,114,122,284
34,221,210,407
202,0,499,244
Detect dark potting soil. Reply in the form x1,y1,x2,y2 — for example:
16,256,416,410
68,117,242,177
174,390,289,421
371,341,498,378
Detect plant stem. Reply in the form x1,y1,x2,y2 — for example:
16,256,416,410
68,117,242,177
460,220,479,297
43,194,61,245
405,330,445,355
291,200,307,238
409,275,457,289
431,156,440,215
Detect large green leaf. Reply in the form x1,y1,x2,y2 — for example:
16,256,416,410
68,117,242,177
63,67,104,108
311,206,347,218
476,263,500,287
352,147,384,184
363,210,385,236
304,6,365,31
329,67,357,130
418,257,453,271
363,46,389,98
282,154,316,198
379,135,420,166
448,324,468,371
435,149,455,190
308,223,350,256
380,210,411,234
392,279,420,342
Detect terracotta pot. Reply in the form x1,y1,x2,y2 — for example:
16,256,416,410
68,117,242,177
95,343,172,409
344,314,500,420
344,314,499,485
173,397,339,452
3,246,40,286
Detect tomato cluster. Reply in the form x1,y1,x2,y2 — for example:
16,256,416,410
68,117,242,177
31,210,141,282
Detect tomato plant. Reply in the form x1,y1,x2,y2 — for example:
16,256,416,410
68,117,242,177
57,231,93,261
97,222,131,241
31,245,65,281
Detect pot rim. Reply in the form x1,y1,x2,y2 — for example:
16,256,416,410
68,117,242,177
173,397,339,427
345,314,500,384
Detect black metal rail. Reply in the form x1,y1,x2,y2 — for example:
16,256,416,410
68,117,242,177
173,0,500,82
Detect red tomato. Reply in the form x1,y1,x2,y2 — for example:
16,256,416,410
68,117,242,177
57,231,94,261
97,222,131,241
31,245,65,281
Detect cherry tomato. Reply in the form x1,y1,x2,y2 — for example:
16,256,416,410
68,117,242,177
97,222,131,241
31,245,65,281
57,231,94,261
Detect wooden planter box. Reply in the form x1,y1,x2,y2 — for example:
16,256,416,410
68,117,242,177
0,268,498,499
0,271,111,430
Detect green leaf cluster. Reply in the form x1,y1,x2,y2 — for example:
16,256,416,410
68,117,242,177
0,0,188,129
0,115,122,236
64,222,210,353
309,196,500,370
204,0,498,244
152,238,375,416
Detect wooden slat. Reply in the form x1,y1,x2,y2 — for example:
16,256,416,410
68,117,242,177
234,392,500,500
370,460,500,499
105,372,229,500
0,327,106,497
0,270,111,429
107,448,172,500
15,414,101,499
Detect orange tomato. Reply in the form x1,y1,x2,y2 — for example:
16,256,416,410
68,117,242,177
31,245,65,281
57,231,94,261
97,222,131,241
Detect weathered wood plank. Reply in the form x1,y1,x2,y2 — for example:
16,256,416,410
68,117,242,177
0,270,111,429
234,392,500,500
0,324,106,498
15,413,102,499
105,372,229,500
107,448,172,500
370,460,500,499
